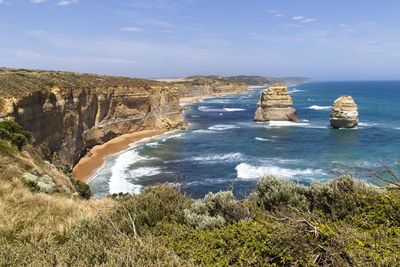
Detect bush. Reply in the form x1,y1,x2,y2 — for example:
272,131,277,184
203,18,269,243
74,180,91,199
113,185,191,235
0,139,17,154
252,176,309,211
170,221,277,266
184,191,250,229
10,133,27,150
0,120,31,150
309,175,381,219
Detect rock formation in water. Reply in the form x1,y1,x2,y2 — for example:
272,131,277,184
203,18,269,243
330,96,359,128
253,83,298,122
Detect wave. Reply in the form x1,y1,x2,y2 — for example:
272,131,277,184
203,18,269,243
307,105,331,110
108,150,146,195
236,163,324,180
198,106,224,112
289,89,306,93
193,129,216,134
162,133,184,142
267,121,328,129
223,108,246,112
130,167,163,178
146,142,160,148
185,178,231,187
255,137,273,142
166,152,245,164
208,124,240,131
358,122,378,128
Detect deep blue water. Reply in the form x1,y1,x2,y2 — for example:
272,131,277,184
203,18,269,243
89,81,400,198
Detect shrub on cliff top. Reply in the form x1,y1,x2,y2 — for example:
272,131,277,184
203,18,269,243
184,191,250,230
112,185,191,235
251,175,309,211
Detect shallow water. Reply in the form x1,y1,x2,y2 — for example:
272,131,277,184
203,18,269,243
89,81,400,198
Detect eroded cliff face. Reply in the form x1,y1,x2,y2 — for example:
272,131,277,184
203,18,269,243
0,82,183,168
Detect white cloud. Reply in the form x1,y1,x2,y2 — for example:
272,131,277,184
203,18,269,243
0,0,10,5
301,18,317,23
56,0,78,6
120,27,142,32
276,14,284,17
293,16,317,23
31,0,47,3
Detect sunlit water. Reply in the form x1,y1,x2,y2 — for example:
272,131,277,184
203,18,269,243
89,81,400,198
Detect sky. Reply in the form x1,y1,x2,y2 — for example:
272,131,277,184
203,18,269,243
1,0,400,80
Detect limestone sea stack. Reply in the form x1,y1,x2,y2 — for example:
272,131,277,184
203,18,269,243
254,83,298,122
330,96,359,128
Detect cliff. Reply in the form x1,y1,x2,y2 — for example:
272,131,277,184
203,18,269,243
0,68,183,169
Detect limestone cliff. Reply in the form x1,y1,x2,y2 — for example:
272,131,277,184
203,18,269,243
254,83,298,122
330,96,359,128
0,69,183,168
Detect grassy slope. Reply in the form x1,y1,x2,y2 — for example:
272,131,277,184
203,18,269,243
0,174,399,266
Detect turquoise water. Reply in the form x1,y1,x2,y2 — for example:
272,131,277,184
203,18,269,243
89,81,400,198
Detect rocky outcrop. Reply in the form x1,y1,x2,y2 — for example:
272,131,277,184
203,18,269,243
330,96,359,128
254,84,297,122
0,71,184,168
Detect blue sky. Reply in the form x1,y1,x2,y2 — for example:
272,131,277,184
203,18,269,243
1,0,400,80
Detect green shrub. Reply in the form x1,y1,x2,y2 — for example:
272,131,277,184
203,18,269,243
10,133,27,150
170,221,277,266
0,120,23,134
184,191,250,229
74,180,91,199
309,175,381,219
252,176,309,211
0,139,17,154
113,185,191,235
0,128,11,140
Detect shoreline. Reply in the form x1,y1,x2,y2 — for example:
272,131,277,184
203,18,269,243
72,129,168,181
73,88,255,182
180,88,253,107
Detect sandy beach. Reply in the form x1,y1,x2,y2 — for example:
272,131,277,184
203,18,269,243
72,129,167,181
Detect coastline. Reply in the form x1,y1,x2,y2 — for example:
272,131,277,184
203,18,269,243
72,129,167,181
74,87,254,182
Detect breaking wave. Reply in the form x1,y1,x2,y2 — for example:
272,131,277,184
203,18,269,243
208,124,240,131
236,163,324,180
307,105,331,110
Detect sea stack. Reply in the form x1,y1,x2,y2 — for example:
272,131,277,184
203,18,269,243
254,83,298,122
330,96,359,128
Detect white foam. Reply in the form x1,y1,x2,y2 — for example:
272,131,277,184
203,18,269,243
255,137,272,142
267,121,328,129
289,89,306,93
193,129,216,134
236,163,323,180
394,127,400,130
108,150,145,195
208,124,240,131
130,167,163,178
268,121,310,127
198,106,224,112
307,105,331,110
166,152,245,164
146,142,160,148
358,122,378,127
162,133,184,142
223,108,246,112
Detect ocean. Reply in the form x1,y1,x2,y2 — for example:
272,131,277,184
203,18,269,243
88,81,400,198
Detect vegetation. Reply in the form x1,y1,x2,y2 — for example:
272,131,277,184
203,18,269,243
0,173,399,266
0,120,31,151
